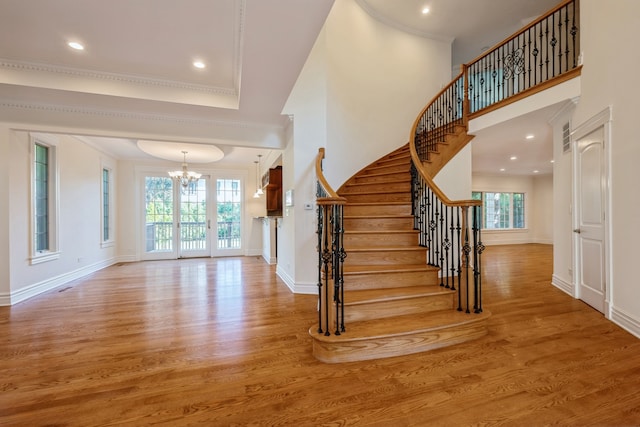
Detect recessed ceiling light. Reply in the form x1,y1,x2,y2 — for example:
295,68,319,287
67,41,84,51
510,156,517,160
550,159,555,163
533,170,539,173
500,168,506,172
526,134,535,139
193,61,206,69
422,7,430,14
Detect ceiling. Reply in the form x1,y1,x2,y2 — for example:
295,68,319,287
0,0,563,173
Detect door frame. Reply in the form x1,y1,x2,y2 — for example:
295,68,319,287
571,107,612,318
136,166,250,260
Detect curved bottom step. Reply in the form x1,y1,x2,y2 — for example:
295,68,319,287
309,310,491,363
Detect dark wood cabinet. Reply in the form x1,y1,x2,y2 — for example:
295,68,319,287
264,166,282,217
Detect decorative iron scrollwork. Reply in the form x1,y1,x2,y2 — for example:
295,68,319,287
503,48,525,79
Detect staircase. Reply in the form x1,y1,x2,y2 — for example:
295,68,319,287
310,0,581,363
310,143,490,363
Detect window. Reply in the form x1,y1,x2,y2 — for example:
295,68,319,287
472,191,525,230
101,167,114,247
31,135,59,264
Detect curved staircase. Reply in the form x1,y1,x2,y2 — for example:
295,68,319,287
310,144,490,363
309,0,582,363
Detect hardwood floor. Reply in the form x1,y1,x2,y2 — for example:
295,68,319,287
1,245,639,426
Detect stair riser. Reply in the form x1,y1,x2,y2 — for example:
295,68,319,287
343,204,411,216
344,294,455,322
354,173,411,184
347,250,426,265
345,193,411,203
344,271,440,290
341,182,411,194
344,232,418,248
312,321,488,363
343,217,414,231
372,157,410,168
361,164,410,175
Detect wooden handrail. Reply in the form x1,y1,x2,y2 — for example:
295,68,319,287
408,140,480,209
410,71,464,140
316,148,347,204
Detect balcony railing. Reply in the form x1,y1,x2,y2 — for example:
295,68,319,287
145,221,240,252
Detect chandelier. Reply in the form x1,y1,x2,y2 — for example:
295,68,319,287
168,151,201,190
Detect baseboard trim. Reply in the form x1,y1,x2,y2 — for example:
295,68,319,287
276,265,295,293
275,266,317,295
551,274,574,296
2,258,118,306
611,306,640,339
262,254,277,265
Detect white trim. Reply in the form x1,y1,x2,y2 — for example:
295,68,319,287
0,101,283,131
0,258,117,306
610,306,640,339
262,254,277,265
571,106,612,317
276,265,295,292
244,249,262,257
551,274,574,296
0,58,235,95
276,265,316,294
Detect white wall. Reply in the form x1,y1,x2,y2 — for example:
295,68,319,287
2,128,118,304
568,0,640,336
532,174,553,244
323,0,452,189
472,173,552,246
281,0,453,292
550,102,575,294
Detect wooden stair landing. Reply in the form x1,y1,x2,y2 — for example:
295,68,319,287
311,310,491,363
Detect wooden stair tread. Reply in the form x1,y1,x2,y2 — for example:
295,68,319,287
345,286,453,305
344,230,418,235
312,310,491,343
345,178,410,186
343,264,438,274
346,246,425,252
346,202,410,207
343,214,413,219
340,189,410,196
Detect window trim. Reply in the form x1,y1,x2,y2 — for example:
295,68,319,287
472,191,526,231
30,133,60,265
100,164,115,248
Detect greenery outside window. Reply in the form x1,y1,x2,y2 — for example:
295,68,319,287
31,135,60,264
101,166,114,247
472,191,525,230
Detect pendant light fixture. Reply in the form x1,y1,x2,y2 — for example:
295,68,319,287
168,151,201,190
253,155,264,198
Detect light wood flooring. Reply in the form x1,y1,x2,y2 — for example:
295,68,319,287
1,244,639,426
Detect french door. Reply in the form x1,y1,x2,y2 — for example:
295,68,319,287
212,178,243,257
142,174,243,260
143,175,210,259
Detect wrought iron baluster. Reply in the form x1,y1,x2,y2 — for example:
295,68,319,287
316,204,324,334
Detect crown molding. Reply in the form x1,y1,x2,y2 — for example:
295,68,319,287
0,100,283,131
0,58,236,96
355,0,454,43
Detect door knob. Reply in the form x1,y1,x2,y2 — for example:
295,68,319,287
573,228,581,233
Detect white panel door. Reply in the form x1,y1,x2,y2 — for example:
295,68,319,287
575,126,606,312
